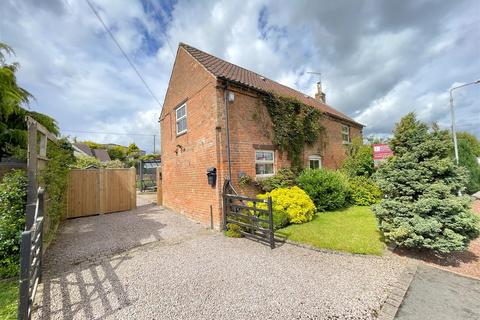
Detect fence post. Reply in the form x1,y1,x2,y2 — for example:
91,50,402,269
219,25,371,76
37,190,44,282
267,196,275,249
130,167,137,209
18,231,32,320
222,180,229,231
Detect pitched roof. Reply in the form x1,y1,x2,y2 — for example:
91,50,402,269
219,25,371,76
179,43,362,126
73,143,93,156
92,149,111,162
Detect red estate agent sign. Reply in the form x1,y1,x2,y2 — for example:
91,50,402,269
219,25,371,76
373,144,393,167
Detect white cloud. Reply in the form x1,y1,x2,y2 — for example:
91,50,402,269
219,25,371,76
1,0,478,153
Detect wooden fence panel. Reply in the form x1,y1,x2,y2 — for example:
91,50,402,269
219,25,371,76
66,168,136,218
67,169,99,218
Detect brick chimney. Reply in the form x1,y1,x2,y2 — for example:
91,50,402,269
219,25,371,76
315,81,326,103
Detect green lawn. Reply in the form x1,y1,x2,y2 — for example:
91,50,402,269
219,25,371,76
0,279,17,320
277,206,385,255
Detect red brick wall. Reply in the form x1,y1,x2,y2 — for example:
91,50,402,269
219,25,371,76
160,47,223,228
220,84,362,196
161,49,362,227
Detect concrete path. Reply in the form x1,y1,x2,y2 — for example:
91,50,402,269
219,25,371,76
396,265,480,320
34,199,406,320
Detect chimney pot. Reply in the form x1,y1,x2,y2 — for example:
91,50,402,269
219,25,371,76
315,81,326,103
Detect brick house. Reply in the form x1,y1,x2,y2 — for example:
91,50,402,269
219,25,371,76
160,43,363,229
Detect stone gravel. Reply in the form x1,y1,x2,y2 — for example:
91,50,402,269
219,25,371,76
35,202,406,320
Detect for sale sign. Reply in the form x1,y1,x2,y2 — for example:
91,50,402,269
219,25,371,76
373,144,393,168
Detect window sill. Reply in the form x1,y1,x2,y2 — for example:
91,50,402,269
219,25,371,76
255,174,274,180
342,141,351,145
176,130,187,137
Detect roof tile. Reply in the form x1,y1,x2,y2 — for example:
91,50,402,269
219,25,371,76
179,43,362,126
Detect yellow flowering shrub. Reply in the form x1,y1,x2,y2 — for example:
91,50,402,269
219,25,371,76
254,186,316,225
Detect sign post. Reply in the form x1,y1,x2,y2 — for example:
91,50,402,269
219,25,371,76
373,144,394,168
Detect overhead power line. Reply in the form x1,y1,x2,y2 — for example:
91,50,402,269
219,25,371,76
63,129,157,137
85,0,163,109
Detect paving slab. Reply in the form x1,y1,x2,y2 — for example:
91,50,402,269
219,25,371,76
396,264,480,320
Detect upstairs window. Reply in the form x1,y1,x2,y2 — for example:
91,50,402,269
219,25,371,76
342,125,350,144
255,150,274,177
309,155,322,169
176,103,187,135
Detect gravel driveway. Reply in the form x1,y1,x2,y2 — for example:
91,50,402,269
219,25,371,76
34,198,406,320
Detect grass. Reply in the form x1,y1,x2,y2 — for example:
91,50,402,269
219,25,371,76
0,279,18,320
277,206,385,255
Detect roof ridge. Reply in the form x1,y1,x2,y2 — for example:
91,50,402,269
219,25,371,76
178,43,362,126
180,43,270,80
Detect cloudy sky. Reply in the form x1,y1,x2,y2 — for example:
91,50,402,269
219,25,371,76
1,0,479,152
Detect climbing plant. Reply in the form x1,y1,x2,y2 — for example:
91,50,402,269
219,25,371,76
262,93,323,172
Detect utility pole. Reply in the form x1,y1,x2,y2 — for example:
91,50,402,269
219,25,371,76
449,79,480,165
153,135,156,154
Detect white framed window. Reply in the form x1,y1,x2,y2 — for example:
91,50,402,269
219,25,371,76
255,150,274,177
309,155,322,169
342,125,350,144
176,103,187,135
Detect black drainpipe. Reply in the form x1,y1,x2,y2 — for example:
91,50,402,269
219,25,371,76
224,81,232,181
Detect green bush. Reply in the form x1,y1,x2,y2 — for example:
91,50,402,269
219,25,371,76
341,137,374,178
74,155,101,169
0,170,27,278
224,223,242,238
40,138,75,242
254,186,316,226
258,168,297,192
457,134,480,194
297,169,351,211
373,113,479,253
258,209,290,230
349,176,382,206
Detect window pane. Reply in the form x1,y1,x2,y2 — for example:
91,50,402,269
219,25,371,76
256,163,273,175
176,105,186,119
342,133,349,142
310,160,319,169
177,117,187,133
256,151,273,161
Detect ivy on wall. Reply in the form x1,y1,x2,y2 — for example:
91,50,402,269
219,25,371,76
262,93,324,172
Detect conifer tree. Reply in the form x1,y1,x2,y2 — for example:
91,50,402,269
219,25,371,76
373,113,479,253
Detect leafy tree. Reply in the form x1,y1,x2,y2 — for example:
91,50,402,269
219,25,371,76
81,140,103,150
108,145,127,161
457,132,480,157
457,134,480,194
373,113,479,253
341,136,374,177
126,143,140,155
0,42,59,159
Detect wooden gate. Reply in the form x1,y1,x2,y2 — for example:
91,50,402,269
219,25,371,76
66,168,136,218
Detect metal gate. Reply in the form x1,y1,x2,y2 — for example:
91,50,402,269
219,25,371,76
18,188,45,320
222,180,275,248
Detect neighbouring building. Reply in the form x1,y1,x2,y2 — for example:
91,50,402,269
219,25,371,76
72,143,111,162
160,43,363,228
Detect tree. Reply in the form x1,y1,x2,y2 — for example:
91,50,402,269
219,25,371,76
108,145,127,161
457,132,480,157
81,140,103,150
0,42,59,159
126,143,141,158
341,136,374,177
373,113,479,253
457,132,480,194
